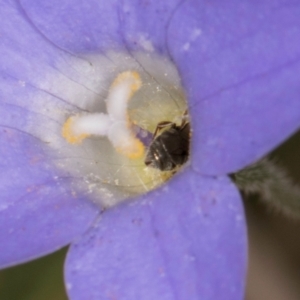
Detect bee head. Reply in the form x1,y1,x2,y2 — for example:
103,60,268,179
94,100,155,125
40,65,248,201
144,144,176,171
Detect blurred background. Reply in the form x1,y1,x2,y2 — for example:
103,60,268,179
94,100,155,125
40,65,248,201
0,130,300,300
245,129,300,300
0,247,68,300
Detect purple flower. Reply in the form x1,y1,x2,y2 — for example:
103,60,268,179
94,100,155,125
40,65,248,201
1,0,300,299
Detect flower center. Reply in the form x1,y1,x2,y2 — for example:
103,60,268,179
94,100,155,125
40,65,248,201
56,52,190,207
62,71,145,159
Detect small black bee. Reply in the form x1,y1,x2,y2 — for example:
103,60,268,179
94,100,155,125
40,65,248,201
144,112,190,171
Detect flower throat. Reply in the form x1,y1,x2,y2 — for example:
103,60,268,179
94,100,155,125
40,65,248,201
59,52,190,207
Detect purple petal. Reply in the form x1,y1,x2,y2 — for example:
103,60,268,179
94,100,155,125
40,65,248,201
20,0,300,174
0,1,100,267
65,169,247,300
19,0,180,53
167,0,300,174
0,128,99,268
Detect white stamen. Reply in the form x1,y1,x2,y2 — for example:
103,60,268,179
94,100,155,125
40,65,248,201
106,82,131,120
108,121,143,156
62,71,144,158
106,72,141,120
72,113,111,136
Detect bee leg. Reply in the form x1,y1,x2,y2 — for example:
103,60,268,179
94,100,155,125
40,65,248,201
153,121,174,138
180,109,189,127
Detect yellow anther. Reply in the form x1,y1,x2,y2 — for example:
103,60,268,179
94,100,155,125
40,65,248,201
62,116,89,144
116,137,145,159
111,71,142,97
62,71,144,160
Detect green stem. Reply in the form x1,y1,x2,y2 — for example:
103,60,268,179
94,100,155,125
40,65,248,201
231,159,300,218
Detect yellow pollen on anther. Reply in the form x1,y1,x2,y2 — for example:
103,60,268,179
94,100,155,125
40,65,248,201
62,117,89,144
111,71,142,97
116,137,145,159
62,70,145,160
